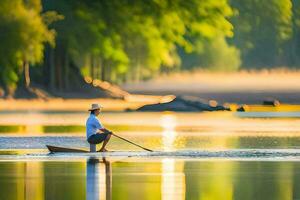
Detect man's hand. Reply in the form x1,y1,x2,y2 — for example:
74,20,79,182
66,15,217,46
100,128,112,134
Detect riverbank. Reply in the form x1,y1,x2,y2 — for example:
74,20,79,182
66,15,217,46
0,94,162,112
122,70,300,104
2,94,300,112
127,91,300,104
2,70,300,111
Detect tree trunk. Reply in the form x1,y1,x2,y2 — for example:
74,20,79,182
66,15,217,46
23,60,30,88
90,55,95,79
55,46,63,92
64,51,69,90
49,47,55,91
95,57,100,79
136,58,141,82
101,60,106,81
106,60,111,82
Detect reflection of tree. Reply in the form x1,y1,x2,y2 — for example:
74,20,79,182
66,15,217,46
233,162,295,200
184,161,234,199
0,162,27,200
0,159,299,200
184,160,298,200
44,161,85,199
86,157,111,200
111,162,161,199
293,163,300,199
0,162,44,200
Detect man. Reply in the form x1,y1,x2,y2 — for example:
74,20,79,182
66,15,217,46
86,103,111,152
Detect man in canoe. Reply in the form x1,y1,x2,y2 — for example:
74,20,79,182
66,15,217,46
86,103,112,152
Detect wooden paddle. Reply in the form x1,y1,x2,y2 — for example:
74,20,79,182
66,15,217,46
110,132,153,152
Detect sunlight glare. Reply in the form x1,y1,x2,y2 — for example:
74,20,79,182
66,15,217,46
161,158,185,200
160,114,177,151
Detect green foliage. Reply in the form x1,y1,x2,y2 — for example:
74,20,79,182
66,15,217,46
43,0,235,82
229,0,293,67
200,36,241,71
0,0,56,94
178,0,240,71
3,0,300,96
179,36,241,71
288,0,300,66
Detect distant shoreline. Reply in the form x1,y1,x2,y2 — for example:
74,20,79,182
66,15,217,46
122,70,300,104
0,95,161,112
1,71,300,111
1,90,300,113
127,90,300,104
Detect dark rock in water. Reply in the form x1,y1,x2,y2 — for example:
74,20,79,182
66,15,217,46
237,105,246,112
137,95,229,112
263,99,280,106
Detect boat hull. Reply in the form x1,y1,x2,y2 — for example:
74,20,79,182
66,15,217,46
46,145,89,153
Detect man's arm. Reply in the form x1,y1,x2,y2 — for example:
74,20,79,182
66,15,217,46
94,118,112,134
98,128,112,134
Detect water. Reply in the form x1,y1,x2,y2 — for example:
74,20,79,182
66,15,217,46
0,159,299,200
0,111,300,199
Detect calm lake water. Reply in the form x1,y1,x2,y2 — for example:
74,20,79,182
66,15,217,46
0,111,300,199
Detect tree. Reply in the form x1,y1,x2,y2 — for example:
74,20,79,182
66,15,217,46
0,0,56,96
229,0,293,67
286,0,300,66
43,0,237,84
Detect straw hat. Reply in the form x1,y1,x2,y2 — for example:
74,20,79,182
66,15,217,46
88,103,103,111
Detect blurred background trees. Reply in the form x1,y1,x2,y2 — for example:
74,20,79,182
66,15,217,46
0,0,300,97
229,0,293,67
0,0,57,96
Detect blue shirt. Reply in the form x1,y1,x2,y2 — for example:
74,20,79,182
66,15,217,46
86,114,104,139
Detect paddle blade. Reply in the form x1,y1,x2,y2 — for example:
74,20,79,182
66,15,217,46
143,148,153,152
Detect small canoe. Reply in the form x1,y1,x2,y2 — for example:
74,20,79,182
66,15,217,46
46,145,88,153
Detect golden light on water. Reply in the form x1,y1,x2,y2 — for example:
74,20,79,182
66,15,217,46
0,160,298,200
160,114,186,200
1,111,300,151
160,114,177,151
161,158,185,200
3,111,300,136
25,162,44,200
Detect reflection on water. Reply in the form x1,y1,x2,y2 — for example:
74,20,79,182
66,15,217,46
0,111,300,199
160,115,185,199
1,111,300,151
2,111,300,135
0,159,299,200
86,158,111,200
0,133,300,151
161,158,185,200
25,162,44,200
